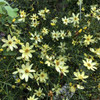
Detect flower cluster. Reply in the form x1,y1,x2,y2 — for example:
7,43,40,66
0,0,100,100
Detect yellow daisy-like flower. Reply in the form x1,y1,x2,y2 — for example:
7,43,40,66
52,84,61,96
27,95,38,100
95,48,100,57
83,58,97,71
13,63,35,82
54,59,63,73
2,35,18,51
73,71,88,82
84,34,94,46
70,85,76,93
62,16,70,25
41,27,49,36
44,7,50,13
90,48,100,58
20,63,35,82
70,13,79,26
50,17,58,26
30,13,39,21
31,20,40,28
38,71,48,83
60,66,69,76
34,88,45,98
18,10,26,22
18,42,35,61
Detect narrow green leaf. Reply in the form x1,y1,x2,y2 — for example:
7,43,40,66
2,51,17,56
0,6,3,13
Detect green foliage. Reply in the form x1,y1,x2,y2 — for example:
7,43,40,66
0,0,18,18
0,0,100,100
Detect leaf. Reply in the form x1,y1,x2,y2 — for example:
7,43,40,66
2,50,17,56
13,8,19,12
0,6,3,13
0,0,9,6
4,6,18,18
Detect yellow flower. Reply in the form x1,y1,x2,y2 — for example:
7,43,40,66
51,30,60,41
13,63,35,82
54,59,64,73
15,78,21,83
84,34,94,46
69,82,72,86
73,71,88,82
18,42,35,61
62,16,70,25
78,29,82,33
30,14,39,21
0,49,3,52
77,0,83,5
51,17,58,26
20,10,26,18
90,48,100,58
40,61,43,64
83,58,97,71
38,71,48,83
70,13,79,26
83,26,87,30
67,31,72,37
50,23,55,26
72,40,77,46
14,38,23,45
41,27,49,35
81,7,85,11
12,85,16,89
27,95,38,100
30,32,42,44
18,10,26,22
60,66,69,76
31,7,34,11
77,84,84,89
2,35,18,51
60,30,66,39
44,7,50,13
3,57,6,59
38,10,46,20
91,5,97,12
70,85,76,93
97,15,100,21
12,18,16,22
52,84,61,96
31,20,40,28
34,88,45,98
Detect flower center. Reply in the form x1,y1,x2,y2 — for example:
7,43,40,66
41,74,44,77
79,75,83,80
65,19,67,22
8,41,12,44
87,63,91,67
86,37,90,41
74,17,78,20
35,36,38,40
56,61,59,66
37,92,42,96
25,49,29,53
25,69,29,73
